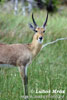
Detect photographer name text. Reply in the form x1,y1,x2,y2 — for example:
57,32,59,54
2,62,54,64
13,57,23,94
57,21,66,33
36,89,65,94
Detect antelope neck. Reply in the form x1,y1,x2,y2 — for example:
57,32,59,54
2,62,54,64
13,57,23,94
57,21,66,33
27,41,42,57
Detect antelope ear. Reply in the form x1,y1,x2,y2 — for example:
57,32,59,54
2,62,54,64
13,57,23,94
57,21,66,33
29,23,34,30
29,23,38,33
29,23,36,31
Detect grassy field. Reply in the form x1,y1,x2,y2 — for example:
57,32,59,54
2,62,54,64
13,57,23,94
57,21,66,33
0,6,67,100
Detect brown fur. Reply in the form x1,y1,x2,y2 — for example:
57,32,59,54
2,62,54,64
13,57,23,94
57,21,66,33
0,28,44,67
0,44,31,66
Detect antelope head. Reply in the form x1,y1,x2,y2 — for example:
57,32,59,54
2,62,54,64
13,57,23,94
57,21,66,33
29,13,48,44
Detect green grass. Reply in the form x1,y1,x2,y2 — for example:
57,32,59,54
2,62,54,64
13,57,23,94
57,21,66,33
0,6,67,100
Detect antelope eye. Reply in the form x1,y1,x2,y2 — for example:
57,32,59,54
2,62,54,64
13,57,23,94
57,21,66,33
43,30,45,33
34,30,38,32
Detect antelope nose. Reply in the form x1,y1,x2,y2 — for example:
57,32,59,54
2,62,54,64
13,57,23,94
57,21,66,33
39,37,43,40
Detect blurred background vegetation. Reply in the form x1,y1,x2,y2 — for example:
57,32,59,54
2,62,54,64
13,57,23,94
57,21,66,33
0,0,67,100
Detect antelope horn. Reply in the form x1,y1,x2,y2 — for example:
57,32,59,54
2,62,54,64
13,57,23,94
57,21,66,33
43,12,48,28
32,13,37,27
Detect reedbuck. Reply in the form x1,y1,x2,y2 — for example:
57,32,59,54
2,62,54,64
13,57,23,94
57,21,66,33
0,13,48,100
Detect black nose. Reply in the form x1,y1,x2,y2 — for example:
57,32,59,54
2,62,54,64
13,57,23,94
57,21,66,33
39,37,43,40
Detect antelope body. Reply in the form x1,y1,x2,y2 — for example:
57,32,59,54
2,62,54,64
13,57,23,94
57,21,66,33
0,13,48,100
0,44,32,66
